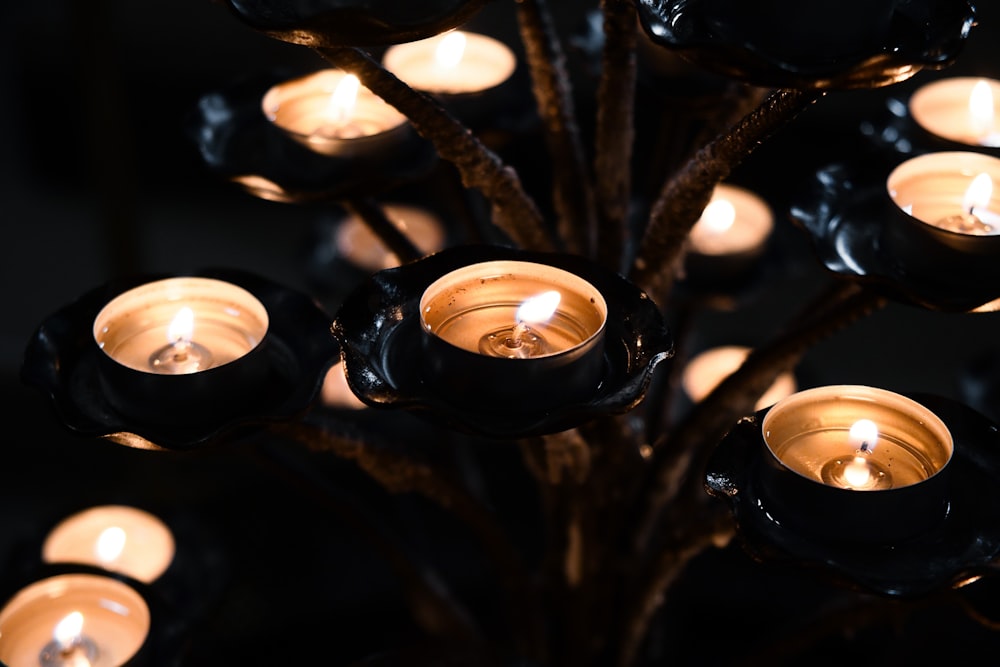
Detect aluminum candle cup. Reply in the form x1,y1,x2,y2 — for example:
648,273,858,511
93,277,271,425
261,69,410,158
42,506,176,584
758,385,953,542
0,574,150,667
909,77,1000,150
419,261,608,411
882,151,1000,280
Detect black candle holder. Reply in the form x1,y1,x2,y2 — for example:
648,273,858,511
186,69,438,204
634,0,976,89
790,160,1000,313
224,0,491,47
20,268,339,450
331,245,673,438
704,392,1000,598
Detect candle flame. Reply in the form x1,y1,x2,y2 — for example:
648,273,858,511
516,290,561,324
843,456,873,488
166,306,195,345
435,31,467,69
326,74,361,124
53,611,84,646
698,198,736,234
95,525,127,563
963,172,993,213
848,418,879,452
969,79,995,136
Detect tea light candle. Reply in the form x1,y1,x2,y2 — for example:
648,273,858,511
688,184,774,257
762,385,953,491
0,574,149,667
93,277,269,375
887,151,1000,235
681,345,796,410
261,69,409,157
909,77,1000,148
382,30,517,96
320,363,367,410
42,506,175,584
420,261,607,360
335,203,446,272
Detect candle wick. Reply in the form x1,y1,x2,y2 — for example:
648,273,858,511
509,321,530,347
858,441,870,453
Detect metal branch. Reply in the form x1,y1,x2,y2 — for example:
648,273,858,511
316,46,556,252
516,0,598,256
343,197,423,264
630,88,823,305
634,280,887,553
593,0,638,271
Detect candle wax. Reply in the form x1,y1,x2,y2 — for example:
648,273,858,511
383,31,516,95
688,184,774,256
909,77,1000,147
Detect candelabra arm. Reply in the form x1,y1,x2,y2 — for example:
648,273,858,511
634,281,887,552
270,419,548,661
343,197,424,264
593,0,638,272
316,46,557,252
516,0,599,257
630,87,823,305
615,501,734,667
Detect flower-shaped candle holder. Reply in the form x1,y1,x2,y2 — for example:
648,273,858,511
224,0,491,47
635,0,976,89
187,70,437,204
331,245,673,438
790,154,1000,313
21,269,339,450
705,389,1000,598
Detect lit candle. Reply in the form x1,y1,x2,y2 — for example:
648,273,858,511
681,345,796,410
320,363,368,410
42,506,176,584
909,77,1000,148
261,69,409,157
418,260,608,410
334,203,446,272
382,30,517,96
93,277,269,375
762,385,953,491
887,151,1000,235
688,184,774,257
0,574,149,667
420,261,607,360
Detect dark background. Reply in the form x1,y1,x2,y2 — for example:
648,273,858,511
1,0,1000,665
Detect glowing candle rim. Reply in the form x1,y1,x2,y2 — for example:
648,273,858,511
93,277,269,374
42,505,176,584
688,183,774,256
382,31,518,95
886,150,1000,236
0,573,150,667
908,76,1000,147
762,385,954,491
419,260,608,359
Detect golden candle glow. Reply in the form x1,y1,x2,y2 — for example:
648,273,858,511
887,151,1000,235
93,277,268,375
681,345,796,410
334,203,446,271
688,183,774,256
383,30,517,95
0,574,149,667
420,261,606,360
909,76,1000,147
261,69,409,157
43,505,176,583
762,385,953,491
